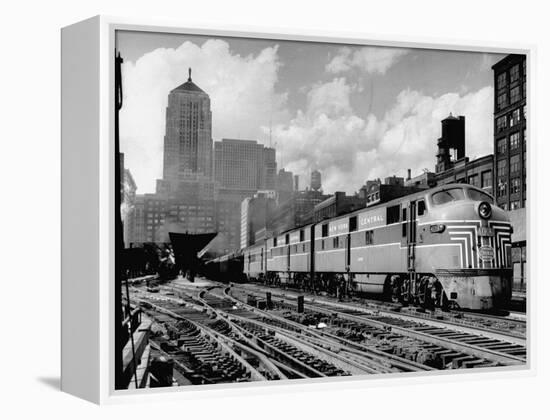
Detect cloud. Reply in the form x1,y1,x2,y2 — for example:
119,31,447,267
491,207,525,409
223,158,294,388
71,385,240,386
120,39,288,193
326,46,409,74
272,79,494,194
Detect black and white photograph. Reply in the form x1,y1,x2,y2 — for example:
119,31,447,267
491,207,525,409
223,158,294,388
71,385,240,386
114,29,528,390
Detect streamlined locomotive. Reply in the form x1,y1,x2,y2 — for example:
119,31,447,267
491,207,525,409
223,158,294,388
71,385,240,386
243,184,513,311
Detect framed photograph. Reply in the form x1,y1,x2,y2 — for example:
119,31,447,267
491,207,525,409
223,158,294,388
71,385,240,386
61,16,532,404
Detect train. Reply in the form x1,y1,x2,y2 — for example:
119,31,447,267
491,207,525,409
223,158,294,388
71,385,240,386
203,251,246,283
214,183,514,311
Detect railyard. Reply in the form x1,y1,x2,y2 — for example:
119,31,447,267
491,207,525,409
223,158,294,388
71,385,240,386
122,275,527,388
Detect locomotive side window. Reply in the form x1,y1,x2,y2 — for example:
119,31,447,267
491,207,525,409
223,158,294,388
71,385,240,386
273,237,277,247
431,188,465,205
322,224,329,237
387,205,401,224
285,234,290,245
417,200,426,216
402,207,407,237
299,229,305,242
365,230,374,245
333,236,339,248
349,215,358,232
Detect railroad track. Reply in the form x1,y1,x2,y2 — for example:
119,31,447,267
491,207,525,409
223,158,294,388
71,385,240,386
135,284,432,375
129,286,398,385
196,287,423,375
228,285,527,369
233,283,527,341
129,280,526,388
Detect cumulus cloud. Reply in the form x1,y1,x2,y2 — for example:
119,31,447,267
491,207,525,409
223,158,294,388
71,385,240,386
326,46,409,74
120,40,288,193
272,79,494,194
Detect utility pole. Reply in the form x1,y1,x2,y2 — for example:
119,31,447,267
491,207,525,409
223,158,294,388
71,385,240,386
114,51,124,389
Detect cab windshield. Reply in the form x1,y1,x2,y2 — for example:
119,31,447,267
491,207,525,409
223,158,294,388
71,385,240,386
466,188,494,203
431,188,465,206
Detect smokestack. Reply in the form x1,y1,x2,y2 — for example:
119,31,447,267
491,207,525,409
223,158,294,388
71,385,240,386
407,169,411,181
294,175,299,191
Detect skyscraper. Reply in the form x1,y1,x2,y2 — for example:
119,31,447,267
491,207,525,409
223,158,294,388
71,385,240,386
162,68,213,187
148,69,217,240
214,138,277,191
212,138,277,254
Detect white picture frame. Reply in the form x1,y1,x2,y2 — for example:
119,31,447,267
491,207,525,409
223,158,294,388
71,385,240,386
61,15,534,404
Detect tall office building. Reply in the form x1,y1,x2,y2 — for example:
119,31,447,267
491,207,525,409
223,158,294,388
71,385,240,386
139,69,217,242
492,54,527,211
211,138,278,253
214,138,276,191
240,191,277,249
263,147,277,190
276,169,294,204
162,68,213,187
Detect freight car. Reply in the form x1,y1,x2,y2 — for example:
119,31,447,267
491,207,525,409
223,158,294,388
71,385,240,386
243,183,513,311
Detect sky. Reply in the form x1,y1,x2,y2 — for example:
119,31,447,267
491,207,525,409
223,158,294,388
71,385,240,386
117,30,506,195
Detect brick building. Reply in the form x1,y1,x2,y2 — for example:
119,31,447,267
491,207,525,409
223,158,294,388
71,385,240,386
492,54,527,211
492,54,527,290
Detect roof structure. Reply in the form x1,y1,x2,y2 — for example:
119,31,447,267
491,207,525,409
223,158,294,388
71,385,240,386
172,67,206,93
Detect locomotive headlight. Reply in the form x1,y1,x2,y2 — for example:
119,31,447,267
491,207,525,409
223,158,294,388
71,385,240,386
430,224,446,233
478,201,492,219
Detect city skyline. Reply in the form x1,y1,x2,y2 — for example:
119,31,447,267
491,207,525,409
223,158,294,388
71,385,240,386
117,31,505,195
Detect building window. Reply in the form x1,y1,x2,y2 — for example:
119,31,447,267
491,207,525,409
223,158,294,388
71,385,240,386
509,109,521,127
497,180,507,198
497,138,507,155
510,177,521,194
510,132,520,150
510,155,520,173
497,93,507,110
468,174,480,187
510,154,521,174
510,200,520,210
496,115,507,133
510,86,521,104
510,64,520,82
522,105,527,121
497,159,507,178
482,171,492,190
523,128,527,148
497,72,507,90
